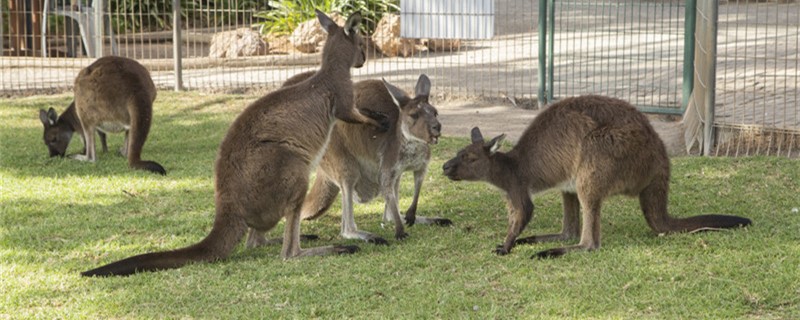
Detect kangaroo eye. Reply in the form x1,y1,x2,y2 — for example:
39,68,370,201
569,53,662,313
410,113,420,119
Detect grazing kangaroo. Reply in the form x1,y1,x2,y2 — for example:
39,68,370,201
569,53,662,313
282,72,449,244
81,11,389,277
38,56,165,175
442,95,751,259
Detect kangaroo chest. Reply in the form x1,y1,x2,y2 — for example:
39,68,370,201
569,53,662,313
397,140,430,172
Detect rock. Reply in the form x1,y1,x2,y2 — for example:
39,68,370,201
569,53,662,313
372,13,427,57
209,28,269,58
423,38,461,52
289,12,345,53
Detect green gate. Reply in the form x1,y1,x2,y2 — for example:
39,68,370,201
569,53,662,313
537,0,696,115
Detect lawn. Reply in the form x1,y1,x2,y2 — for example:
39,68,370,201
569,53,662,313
1,91,799,319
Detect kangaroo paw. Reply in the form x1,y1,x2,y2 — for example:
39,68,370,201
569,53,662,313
395,232,409,241
532,248,567,259
367,237,389,246
494,245,510,256
361,109,390,132
334,245,360,255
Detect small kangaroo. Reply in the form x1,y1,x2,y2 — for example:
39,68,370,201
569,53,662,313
283,72,449,244
442,95,751,259
38,56,165,175
81,11,388,277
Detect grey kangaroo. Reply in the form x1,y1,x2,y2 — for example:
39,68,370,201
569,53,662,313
283,72,449,244
81,11,389,277
442,95,751,259
38,56,165,175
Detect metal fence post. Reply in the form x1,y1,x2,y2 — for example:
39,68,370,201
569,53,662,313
702,0,718,156
94,0,104,57
547,0,555,103
683,0,697,112
538,0,547,108
0,4,4,57
172,0,183,91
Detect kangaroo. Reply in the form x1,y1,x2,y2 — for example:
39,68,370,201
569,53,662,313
81,11,389,277
38,56,165,175
281,72,449,244
442,95,751,259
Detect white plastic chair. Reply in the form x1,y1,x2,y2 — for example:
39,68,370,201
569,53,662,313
41,0,118,57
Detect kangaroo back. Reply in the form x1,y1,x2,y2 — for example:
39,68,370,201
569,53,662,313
39,56,164,175
82,11,379,277
443,95,750,258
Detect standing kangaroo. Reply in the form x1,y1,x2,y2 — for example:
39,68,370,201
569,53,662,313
442,95,751,258
81,11,388,277
283,72,449,244
38,56,165,175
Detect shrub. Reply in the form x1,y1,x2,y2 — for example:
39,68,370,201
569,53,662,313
255,0,399,36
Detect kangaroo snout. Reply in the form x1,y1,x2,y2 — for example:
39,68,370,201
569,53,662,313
442,160,459,180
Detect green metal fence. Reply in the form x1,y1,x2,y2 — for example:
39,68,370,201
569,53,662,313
538,0,691,114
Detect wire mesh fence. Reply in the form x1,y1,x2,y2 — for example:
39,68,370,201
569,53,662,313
712,0,800,156
547,0,688,114
1,0,540,101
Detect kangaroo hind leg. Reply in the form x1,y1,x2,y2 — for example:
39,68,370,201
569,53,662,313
517,192,581,246
341,182,388,245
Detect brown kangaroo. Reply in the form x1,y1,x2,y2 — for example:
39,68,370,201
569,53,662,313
81,11,389,277
38,56,165,175
282,72,449,244
442,95,751,259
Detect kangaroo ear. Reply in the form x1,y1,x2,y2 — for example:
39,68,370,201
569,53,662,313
40,108,57,126
382,78,408,108
486,134,506,154
344,12,362,36
47,108,58,122
470,127,484,143
316,10,337,34
39,109,51,126
414,74,431,99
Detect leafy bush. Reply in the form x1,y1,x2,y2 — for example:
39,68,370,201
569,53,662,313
255,0,399,36
109,0,267,33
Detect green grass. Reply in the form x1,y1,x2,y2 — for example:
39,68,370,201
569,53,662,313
2,91,799,319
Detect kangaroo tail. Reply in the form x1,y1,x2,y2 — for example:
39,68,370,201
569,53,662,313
669,214,752,233
81,213,247,277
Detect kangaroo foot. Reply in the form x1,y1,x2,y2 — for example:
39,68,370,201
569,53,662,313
368,237,389,245
333,245,360,255
404,216,453,227
532,247,568,259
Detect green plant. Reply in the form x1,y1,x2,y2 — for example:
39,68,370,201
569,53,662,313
255,0,398,36
109,0,267,33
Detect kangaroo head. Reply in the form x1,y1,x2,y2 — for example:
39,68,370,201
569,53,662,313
442,127,506,181
382,74,442,144
317,10,366,68
38,107,74,157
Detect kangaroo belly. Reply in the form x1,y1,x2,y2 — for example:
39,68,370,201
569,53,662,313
96,121,130,133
